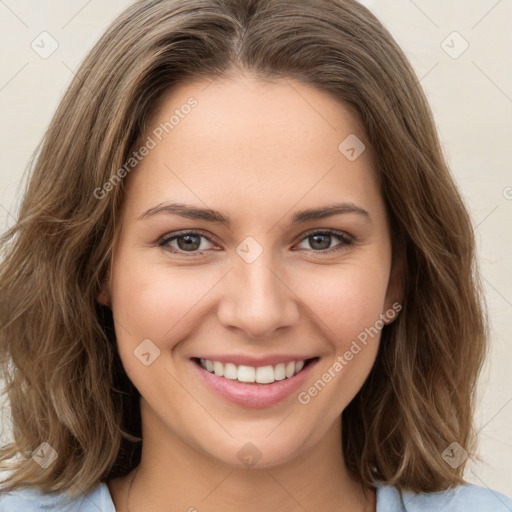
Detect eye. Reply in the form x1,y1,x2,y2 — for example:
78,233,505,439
295,230,353,253
158,229,353,257
158,230,216,255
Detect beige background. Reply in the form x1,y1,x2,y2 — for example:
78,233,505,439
0,0,511,497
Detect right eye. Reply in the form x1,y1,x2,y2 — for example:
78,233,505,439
158,230,217,256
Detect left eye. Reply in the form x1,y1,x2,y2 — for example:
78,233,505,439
158,230,352,256
295,230,352,252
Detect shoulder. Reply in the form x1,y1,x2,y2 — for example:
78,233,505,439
375,481,512,512
0,481,115,512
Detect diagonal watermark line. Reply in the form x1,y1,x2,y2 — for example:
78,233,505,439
60,61,104,109
0,0,29,28
200,470,234,503
471,0,503,30
482,276,512,309
79,495,105,512
472,61,512,104
266,471,311,511
61,61,95,96
476,396,512,434
61,0,93,29
265,266,338,336
162,366,234,438
163,164,235,234
407,0,439,28
61,61,78,76
0,203,16,224
0,62,29,93
477,431,512,448
380,61,439,121
199,76,215,94
474,204,499,230
468,469,512,511
266,164,336,234
68,482,106,512
112,314,134,338
4,411,106,508
163,163,233,234
281,76,337,130
416,61,439,85
162,267,234,339
61,60,109,116
265,409,295,438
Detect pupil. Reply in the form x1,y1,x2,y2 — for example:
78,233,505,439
178,234,200,251
310,233,331,250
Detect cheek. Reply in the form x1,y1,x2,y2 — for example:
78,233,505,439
290,262,390,428
110,251,221,347
297,258,391,348
109,253,215,395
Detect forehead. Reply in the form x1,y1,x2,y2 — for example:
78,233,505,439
124,76,381,221
146,75,368,160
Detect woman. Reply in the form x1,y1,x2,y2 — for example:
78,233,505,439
1,0,511,510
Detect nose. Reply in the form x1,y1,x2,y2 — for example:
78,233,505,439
216,248,300,340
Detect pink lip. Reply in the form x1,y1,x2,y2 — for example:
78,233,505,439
193,354,315,367
191,358,318,408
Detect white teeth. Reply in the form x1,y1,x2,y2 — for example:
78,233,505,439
213,361,224,377
198,358,309,384
237,365,256,383
224,363,238,380
274,363,286,381
256,365,275,384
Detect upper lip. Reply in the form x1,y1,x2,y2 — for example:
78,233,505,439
193,354,317,367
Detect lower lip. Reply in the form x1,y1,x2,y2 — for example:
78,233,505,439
192,359,318,408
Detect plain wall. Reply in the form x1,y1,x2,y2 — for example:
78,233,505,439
0,0,511,497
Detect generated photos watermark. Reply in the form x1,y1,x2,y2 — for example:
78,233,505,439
297,302,402,405
93,97,198,200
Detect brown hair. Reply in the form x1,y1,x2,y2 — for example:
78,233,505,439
0,0,487,499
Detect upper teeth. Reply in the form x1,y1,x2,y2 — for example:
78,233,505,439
199,359,306,384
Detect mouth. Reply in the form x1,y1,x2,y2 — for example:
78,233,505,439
192,357,317,384
191,356,319,408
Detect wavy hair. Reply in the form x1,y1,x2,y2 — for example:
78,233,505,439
0,0,487,499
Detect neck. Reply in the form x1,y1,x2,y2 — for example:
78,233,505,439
111,402,375,512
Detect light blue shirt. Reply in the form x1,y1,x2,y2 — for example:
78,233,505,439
1,480,512,511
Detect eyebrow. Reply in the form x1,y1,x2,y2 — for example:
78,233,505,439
138,202,371,225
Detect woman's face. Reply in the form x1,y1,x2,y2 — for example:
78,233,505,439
106,76,399,469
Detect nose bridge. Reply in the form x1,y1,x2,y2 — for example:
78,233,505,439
217,238,299,338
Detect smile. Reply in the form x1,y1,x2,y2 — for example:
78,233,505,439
196,358,309,384
191,356,319,408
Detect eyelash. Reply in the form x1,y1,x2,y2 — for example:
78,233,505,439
157,229,354,256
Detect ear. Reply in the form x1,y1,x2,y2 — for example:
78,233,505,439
383,245,404,325
97,276,111,308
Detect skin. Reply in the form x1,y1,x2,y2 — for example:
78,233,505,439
103,75,401,512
